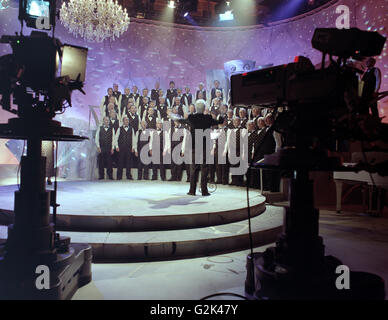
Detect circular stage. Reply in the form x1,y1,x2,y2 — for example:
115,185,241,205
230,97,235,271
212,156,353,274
0,180,283,261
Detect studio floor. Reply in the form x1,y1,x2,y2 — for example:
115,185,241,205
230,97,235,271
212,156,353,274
72,208,388,300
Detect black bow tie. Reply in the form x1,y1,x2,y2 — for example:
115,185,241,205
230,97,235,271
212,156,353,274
125,126,129,128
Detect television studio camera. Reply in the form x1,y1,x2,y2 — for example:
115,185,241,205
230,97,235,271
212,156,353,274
0,0,92,299
231,28,388,299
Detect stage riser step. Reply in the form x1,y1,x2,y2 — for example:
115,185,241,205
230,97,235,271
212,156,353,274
0,206,283,262
0,205,265,232
85,227,281,262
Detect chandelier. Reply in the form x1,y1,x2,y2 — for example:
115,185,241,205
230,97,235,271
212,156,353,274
60,0,130,42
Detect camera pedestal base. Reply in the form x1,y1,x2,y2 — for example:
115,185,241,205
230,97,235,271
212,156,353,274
0,118,92,299
0,241,92,300
246,151,385,300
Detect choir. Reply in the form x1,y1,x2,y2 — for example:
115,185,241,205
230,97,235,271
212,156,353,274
95,81,282,191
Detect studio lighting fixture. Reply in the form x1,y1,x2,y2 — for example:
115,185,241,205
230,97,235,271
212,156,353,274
0,0,9,10
219,10,234,21
167,0,175,9
219,0,234,21
183,11,188,17
60,0,130,42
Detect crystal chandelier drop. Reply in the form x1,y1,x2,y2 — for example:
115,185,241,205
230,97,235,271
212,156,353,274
60,0,130,42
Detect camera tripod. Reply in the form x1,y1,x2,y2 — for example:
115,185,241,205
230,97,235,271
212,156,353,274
0,117,92,299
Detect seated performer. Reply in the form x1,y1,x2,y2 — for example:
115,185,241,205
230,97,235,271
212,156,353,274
179,99,224,196
115,117,137,180
95,116,115,180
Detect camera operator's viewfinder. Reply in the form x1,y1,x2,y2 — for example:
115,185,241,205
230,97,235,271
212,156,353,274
19,0,55,30
26,0,50,18
60,45,88,82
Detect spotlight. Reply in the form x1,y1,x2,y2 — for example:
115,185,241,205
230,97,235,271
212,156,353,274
167,0,176,9
183,11,189,17
219,10,234,21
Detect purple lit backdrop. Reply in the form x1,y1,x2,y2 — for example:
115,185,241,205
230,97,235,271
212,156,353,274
0,0,387,164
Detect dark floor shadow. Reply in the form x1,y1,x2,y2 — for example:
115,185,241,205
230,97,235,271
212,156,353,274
143,195,208,209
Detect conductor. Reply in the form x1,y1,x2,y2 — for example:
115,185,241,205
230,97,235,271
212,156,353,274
179,99,225,196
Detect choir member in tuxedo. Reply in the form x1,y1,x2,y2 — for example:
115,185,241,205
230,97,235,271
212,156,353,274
196,91,206,103
232,105,243,117
136,121,153,180
139,96,149,120
253,117,268,161
210,80,225,105
181,121,192,182
166,109,176,130
143,105,158,129
152,120,167,181
172,97,185,117
100,88,114,116
246,120,261,188
187,103,196,117
176,87,183,99
104,102,119,121
100,90,118,119
115,117,137,180
126,104,140,133
168,120,185,181
249,106,261,127
217,104,227,122
224,117,246,186
208,119,219,184
112,83,121,101
361,57,381,117
166,81,177,107
215,123,229,185
95,116,115,180
182,86,193,108
157,97,168,121
179,100,225,196
239,108,248,128
138,88,149,111
210,95,221,116
210,89,223,111
226,109,234,129
130,86,140,109
156,89,165,105
119,87,131,117
109,109,120,169
196,82,207,102
151,82,161,102
108,110,120,132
